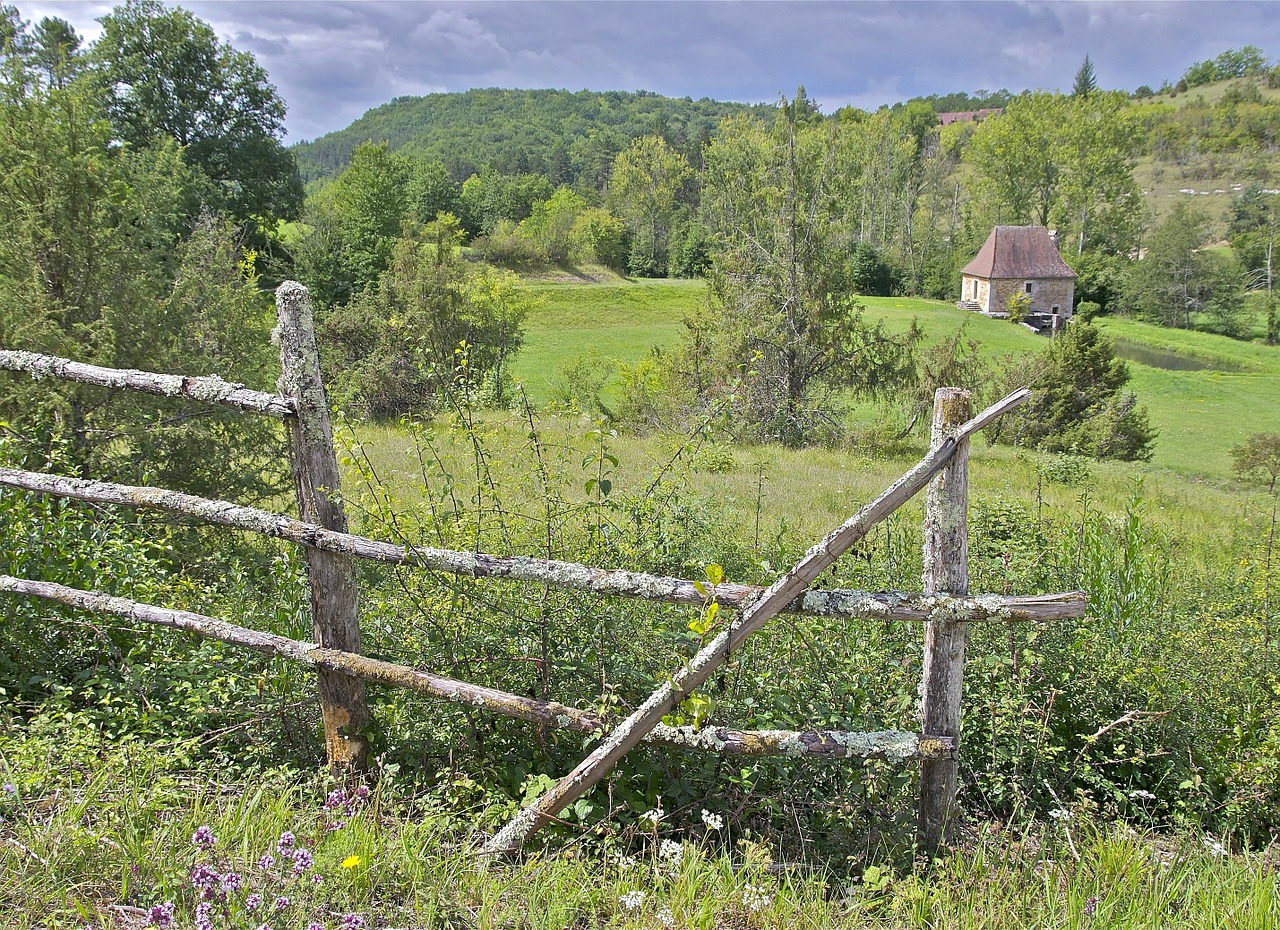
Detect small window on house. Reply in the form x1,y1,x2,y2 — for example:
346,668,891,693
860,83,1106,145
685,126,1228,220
1051,304,1060,313
1024,281,1034,294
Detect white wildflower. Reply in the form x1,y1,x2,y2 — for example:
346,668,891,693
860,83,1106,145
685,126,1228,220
656,905,675,927
1203,834,1228,857
700,808,723,831
619,890,645,911
1128,789,1156,801
742,883,772,912
1049,808,1072,821
640,803,664,827
659,838,684,867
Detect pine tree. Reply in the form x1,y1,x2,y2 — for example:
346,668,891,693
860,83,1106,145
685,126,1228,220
1073,54,1098,98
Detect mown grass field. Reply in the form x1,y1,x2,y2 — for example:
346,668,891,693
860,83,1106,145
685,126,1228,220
509,278,1280,483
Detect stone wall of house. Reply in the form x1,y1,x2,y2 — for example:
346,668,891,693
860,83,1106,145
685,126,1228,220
990,277,1075,318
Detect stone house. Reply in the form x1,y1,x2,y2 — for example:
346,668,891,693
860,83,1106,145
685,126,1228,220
958,226,1076,328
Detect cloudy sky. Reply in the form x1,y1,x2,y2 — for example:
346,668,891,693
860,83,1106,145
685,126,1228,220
15,1,1280,143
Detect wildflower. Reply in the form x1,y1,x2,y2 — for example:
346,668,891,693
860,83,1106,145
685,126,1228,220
191,825,216,848
257,853,275,870
326,789,346,810
1,783,15,795
619,890,646,910
311,873,324,886
146,903,174,927
276,831,296,851
273,895,290,911
354,785,370,801
659,839,684,867
291,848,314,875
307,924,324,930
1128,789,1156,801
341,855,363,869
700,809,724,831
246,893,262,911
640,803,664,826
220,872,243,897
194,902,212,930
326,818,347,832
190,863,219,889
1049,809,1072,822
742,883,772,912
340,915,365,930
656,906,675,927
1203,834,1228,857
1083,895,1098,917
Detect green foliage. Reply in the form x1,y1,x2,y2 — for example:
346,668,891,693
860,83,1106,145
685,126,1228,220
1006,290,1032,323
92,0,302,224
320,220,531,418
1072,54,1098,98
518,186,587,263
1231,432,1280,493
1075,300,1102,322
991,322,1155,460
607,135,693,277
0,51,283,500
1182,46,1270,88
1124,202,1246,335
692,101,921,445
570,207,627,270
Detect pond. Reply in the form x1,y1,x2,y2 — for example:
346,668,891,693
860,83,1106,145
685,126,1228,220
1111,340,1241,372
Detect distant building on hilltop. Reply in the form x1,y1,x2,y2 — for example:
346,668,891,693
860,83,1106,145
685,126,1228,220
959,226,1076,330
937,108,1002,126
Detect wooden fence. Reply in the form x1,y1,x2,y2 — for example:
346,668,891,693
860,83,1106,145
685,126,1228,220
0,281,1085,858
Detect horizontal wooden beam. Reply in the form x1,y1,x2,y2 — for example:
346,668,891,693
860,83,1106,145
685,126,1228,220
0,350,294,419
0,575,953,761
0,467,1086,624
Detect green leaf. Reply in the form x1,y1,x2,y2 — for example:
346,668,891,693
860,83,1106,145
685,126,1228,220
706,563,724,586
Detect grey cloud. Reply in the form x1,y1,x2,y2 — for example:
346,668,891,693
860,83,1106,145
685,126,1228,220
15,1,1280,142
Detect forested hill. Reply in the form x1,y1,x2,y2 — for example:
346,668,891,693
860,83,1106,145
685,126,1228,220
291,87,776,184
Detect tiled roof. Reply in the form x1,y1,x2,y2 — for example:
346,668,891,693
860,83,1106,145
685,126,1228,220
961,226,1076,279
937,109,1002,126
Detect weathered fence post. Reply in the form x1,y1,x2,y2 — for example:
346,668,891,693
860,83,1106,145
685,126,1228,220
917,387,972,858
275,281,371,769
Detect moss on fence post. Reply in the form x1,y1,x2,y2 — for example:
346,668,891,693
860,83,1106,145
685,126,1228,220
275,281,371,770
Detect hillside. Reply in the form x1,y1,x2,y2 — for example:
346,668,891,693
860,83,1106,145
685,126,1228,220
291,87,775,184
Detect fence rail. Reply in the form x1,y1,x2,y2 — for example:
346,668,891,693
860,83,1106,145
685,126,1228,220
0,281,1083,860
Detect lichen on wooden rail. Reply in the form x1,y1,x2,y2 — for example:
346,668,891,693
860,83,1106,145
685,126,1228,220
0,575,954,761
0,350,295,418
0,466,1086,625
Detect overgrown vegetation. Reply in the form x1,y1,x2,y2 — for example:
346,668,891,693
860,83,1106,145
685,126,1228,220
3,6,1280,925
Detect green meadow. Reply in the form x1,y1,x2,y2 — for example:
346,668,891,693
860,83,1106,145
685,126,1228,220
510,278,1280,482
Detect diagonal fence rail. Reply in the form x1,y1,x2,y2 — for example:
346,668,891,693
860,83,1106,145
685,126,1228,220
0,282,1084,860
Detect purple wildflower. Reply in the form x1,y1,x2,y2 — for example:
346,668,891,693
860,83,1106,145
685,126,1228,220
1084,896,1098,917
310,872,324,886
326,818,346,832
276,831,295,851
194,903,212,930
258,853,275,870
307,924,324,930
190,864,219,892
291,848,314,875
219,871,243,895
246,893,262,912
146,903,174,927
325,789,346,810
2,783,16,795
273,895,290,911
191,825,216,848
340,916,365,930
354,785,369,800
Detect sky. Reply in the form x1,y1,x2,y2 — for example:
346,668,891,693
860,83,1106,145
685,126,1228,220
14,1,1280,143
